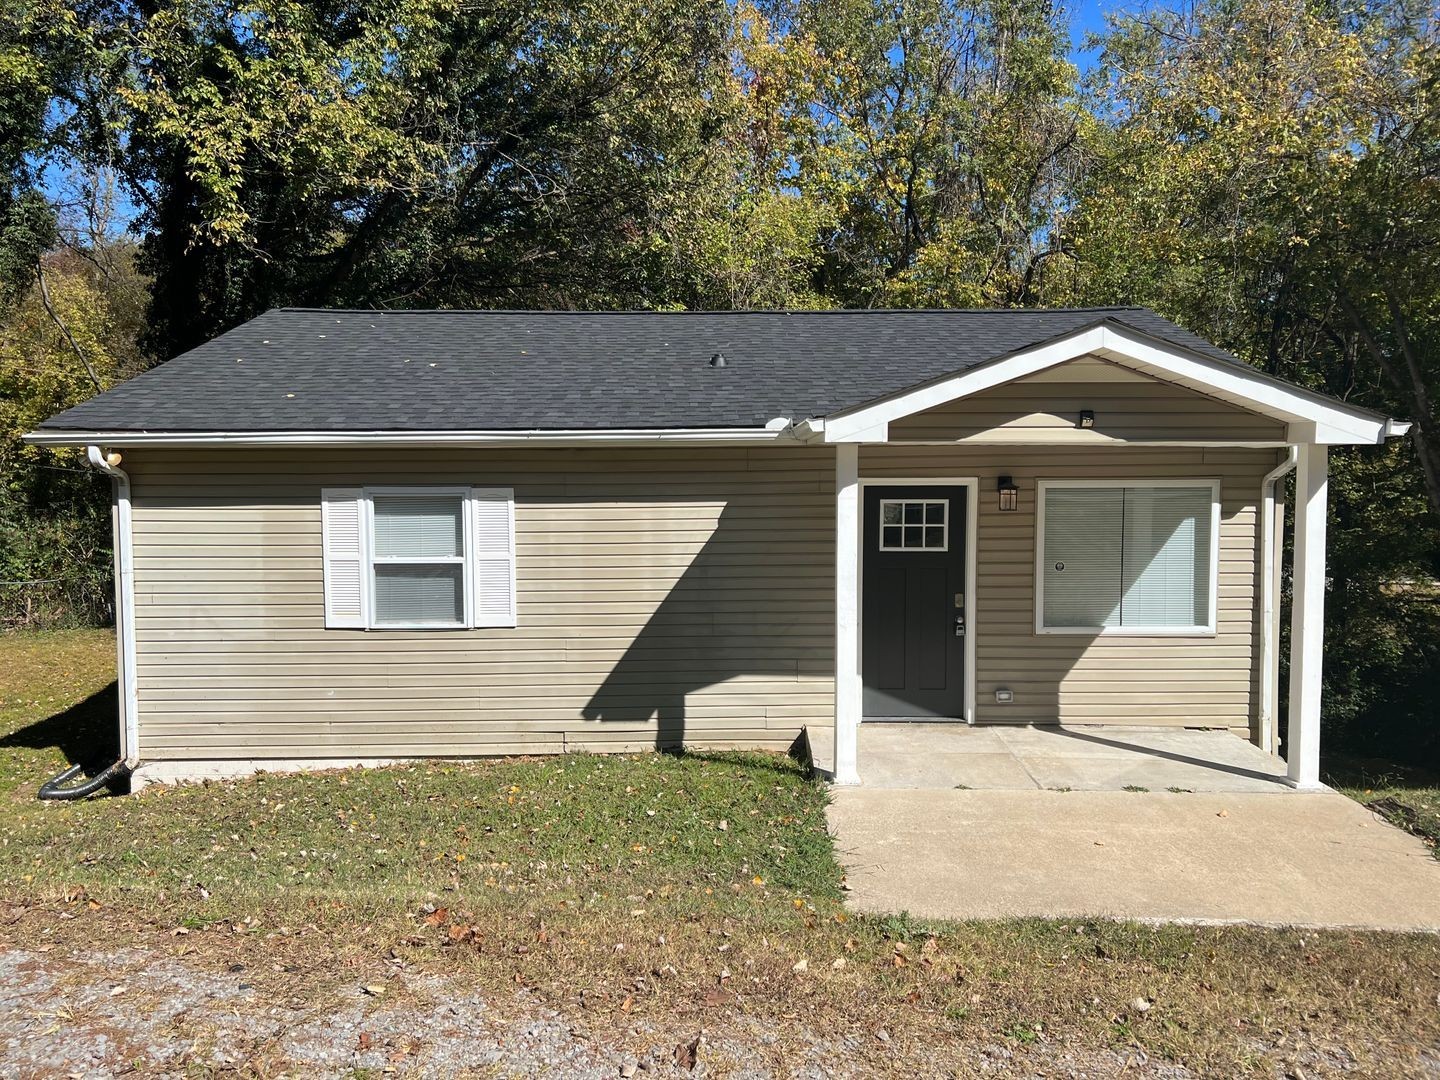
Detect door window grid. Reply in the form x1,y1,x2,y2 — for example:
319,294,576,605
879,499,948,551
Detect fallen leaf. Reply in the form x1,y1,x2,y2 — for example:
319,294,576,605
358,1032,374,1050
363,984,387,997
108,985,128,997
422,907,448,928
675,1033,701,1071
792,958,809,973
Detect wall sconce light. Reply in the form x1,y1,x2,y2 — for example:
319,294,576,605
1078,409,1095,429
995,687,1014,704
997,475,1018,512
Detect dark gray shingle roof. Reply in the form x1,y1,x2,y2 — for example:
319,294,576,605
38,307,1244,433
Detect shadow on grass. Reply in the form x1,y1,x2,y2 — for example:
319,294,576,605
668,732,817,781
1,679,121,773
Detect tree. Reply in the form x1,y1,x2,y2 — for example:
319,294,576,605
760,0,1082,306
0,249,136,628
50,0,739,355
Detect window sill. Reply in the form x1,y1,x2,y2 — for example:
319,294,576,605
368,622,470,631
1035,625,1218,637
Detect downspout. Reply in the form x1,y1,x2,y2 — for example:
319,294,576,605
37,447,137,798
1258,446,1298,755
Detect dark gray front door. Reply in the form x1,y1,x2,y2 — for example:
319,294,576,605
862,485,967,719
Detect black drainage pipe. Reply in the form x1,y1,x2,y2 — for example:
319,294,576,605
38,759,132,801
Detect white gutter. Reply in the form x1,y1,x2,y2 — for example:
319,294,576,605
86,446,138,768
790,417,826,441
27,424,794,448
1258,445,1299,755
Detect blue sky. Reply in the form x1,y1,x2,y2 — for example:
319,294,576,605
1069,0,1115,72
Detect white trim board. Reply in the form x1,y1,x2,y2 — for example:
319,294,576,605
820,323,1408,446
856,477,980,726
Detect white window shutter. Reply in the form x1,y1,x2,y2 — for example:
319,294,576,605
321,488,369,628
469,487,516,627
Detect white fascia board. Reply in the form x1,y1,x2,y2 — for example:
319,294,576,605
23,426,792,448
821,323,1399,445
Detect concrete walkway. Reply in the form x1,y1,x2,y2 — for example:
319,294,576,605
828,788,1440,930
859,723,1290,792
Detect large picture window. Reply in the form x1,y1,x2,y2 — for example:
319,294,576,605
1036,481,1219,634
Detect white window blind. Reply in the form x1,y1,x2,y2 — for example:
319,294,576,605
1042,487,1123,628
374,564,465,624
1040,483,1215,632
373,494,463,558
320,486,517,630
370,493,466,626
1120,487,1212,628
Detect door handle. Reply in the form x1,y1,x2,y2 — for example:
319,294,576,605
953,614,965,637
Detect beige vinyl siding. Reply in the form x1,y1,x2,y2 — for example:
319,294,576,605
125,446,837,766
889,357,1286,444
860,445,1276,736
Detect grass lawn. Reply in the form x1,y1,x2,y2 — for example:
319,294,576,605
3,629,1439,1076
1326,756,1440,859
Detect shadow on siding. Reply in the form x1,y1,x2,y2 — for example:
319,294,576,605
580,502,823,752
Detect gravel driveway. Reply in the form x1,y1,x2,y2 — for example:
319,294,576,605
0,942,1207,1078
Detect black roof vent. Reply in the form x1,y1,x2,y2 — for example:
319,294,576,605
709,352,727,368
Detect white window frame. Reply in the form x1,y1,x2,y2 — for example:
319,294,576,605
364,485,474,630
1034,478,1221,637
877,497,950,552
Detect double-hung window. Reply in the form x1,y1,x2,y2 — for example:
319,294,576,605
1036,480,1219,635
320,486,516,629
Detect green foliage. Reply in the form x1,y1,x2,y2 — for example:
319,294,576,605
0,250,138,629
764,0,1083,305
83,0,742,353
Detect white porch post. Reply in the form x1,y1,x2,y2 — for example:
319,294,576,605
834,443,861,785
1286,443,1328,789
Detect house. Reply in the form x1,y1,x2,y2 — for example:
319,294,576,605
27,308,1410,791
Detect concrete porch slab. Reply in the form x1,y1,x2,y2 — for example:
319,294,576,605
858,723,1289,792
827,788,1440,929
